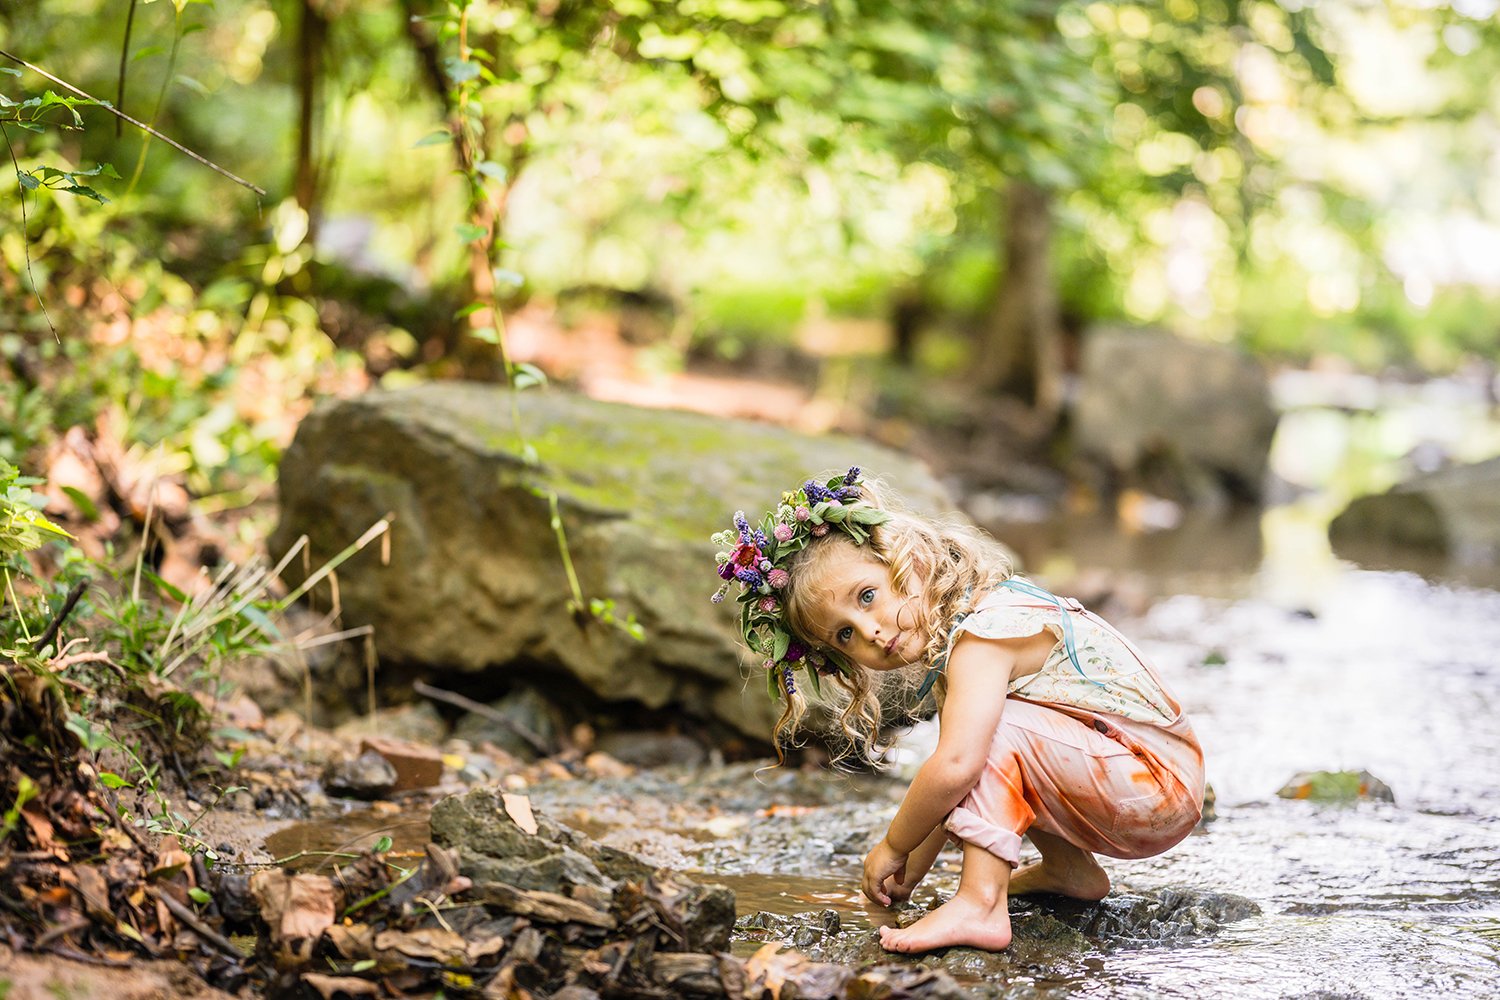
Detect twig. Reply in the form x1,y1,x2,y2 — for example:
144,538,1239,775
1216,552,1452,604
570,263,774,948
149,886,243,959
33,579,88,654
0,47,266,195
412,680,550,756
1,120,57,339
35,916,89,947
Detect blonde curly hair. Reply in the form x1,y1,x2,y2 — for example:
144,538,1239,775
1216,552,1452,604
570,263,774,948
774,477,1015,766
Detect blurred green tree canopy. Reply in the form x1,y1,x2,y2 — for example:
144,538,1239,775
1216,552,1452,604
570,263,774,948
3,0,1498,418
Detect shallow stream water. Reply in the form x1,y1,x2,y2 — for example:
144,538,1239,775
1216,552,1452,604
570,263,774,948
266,379,1500,997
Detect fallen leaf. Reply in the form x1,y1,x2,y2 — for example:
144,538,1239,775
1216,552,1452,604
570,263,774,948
302,973,380,998
374,927,469,963
501,793,538,835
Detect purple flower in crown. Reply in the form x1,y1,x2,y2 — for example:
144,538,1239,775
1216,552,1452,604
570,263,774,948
803,480,833,503
734,511,753,543
735,567,763,587
753,528,768,548
833,486,860,501
785,642,806,662
774,523,794,542
782,665,796,695
843,466,861,485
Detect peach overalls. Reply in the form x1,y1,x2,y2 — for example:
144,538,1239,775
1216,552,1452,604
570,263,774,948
940,582,1205,867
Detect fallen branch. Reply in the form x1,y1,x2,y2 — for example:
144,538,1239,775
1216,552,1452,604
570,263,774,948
33,579,87,655
149,886,244,959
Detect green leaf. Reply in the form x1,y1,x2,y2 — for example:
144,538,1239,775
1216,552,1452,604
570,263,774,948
143,569,187,603
413,129,451,148
373,835,393,853
772,628,790,661
61,184,108,204
766,666,779,699
99,772,132,789
188,887,212,905
455,222,488,243
17,172,39,190
453,302,485,320
492,268,524,290
805,666,822,698
511,363,547,390
469,326,499,344
352,959,377,972
444,58,481,84
475,160,508,183
60,486,99,522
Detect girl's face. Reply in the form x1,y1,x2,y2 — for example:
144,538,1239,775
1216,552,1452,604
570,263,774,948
805,549,926,672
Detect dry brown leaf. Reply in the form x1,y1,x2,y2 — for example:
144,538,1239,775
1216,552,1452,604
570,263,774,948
501,793,538,835
249,870,337,943
302,973,381,998
374,927,469,963
323,923,376,960
73,864,113,923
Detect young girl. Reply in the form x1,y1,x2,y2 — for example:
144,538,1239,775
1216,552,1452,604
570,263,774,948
711,468,1204,954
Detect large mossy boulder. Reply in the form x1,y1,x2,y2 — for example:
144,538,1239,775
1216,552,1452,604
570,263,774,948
1329,456,1500,566
271,384,952,743
1073,327,1278,504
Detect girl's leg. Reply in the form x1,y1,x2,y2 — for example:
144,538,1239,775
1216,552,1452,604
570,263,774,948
1009,827,1110,901
878,841,1013,953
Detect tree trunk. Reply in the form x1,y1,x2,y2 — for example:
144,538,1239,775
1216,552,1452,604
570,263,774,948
293,0,328,238
976,179,1064,419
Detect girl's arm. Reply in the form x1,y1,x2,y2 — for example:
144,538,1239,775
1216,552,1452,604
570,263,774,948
862,628,1054,904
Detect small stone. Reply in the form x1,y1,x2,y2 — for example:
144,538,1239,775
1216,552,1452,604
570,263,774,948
360,737,444,792
323,750,397,800
583,751,635,778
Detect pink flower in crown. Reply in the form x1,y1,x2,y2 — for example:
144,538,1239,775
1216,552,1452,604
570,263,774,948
774,523,794,542
812,523,830,537
759,596,780,614
761,659,777,671
767,568,790,589
794,506,811,522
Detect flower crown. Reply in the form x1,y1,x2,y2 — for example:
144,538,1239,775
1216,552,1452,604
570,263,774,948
710,467,891,702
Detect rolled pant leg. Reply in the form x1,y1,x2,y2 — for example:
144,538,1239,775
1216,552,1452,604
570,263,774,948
944,698,1201,867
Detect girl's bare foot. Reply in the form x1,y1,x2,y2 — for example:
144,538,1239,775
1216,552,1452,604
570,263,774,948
1002,857,1110,905
878,890,1012,953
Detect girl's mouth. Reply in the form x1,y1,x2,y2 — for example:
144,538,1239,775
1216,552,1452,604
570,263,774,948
885,635,900,655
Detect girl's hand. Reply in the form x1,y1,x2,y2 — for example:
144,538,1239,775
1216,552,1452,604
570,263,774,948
862,837,909,906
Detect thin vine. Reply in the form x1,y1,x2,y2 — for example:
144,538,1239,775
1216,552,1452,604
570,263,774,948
438,0,643,642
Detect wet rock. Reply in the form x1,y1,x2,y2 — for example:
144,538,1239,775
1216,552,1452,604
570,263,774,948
1070,887,1260,942
271,385,954,743
1073,327,1278,504
429,786,657,894
1277,769,1395,803
451,686,564,759
1330,455,1500,563
734,885,1257,975
1199,782,1217,826
595,730,709,768
323,750,397,800
359,736,443,791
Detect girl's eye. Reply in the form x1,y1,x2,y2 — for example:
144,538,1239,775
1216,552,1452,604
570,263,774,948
837,626,853,644
859,588,875,606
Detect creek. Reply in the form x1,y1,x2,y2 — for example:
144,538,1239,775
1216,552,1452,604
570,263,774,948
264,374,1500,998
